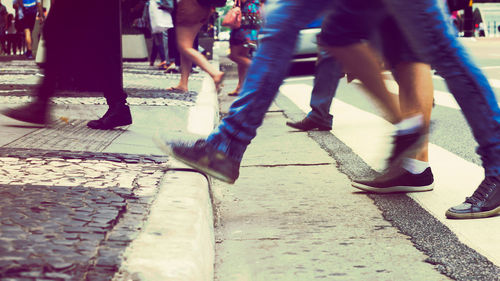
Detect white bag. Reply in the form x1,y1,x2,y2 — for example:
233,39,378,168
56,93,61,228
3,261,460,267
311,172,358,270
149,0,173,34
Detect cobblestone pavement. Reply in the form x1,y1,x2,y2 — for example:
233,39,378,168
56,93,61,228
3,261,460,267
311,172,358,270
0,154,169,280
0,58,194,280
0,60,203,103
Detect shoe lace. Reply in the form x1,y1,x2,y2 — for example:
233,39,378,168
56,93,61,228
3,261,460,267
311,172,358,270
466,177,498,204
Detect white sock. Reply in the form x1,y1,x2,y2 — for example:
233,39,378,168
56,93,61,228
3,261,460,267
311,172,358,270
395,114,423,134
403,158,430,174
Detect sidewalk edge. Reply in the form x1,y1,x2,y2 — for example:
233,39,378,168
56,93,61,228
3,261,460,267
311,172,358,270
114,171,214,281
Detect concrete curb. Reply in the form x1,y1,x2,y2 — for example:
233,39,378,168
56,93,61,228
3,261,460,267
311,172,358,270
114,59,221,281
115,171,214,281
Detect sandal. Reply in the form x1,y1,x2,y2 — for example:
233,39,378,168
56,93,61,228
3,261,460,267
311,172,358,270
227,91,239,97
165,65,179,73
167,87,188,94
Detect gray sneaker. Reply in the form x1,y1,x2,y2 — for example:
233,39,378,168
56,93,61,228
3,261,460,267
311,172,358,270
446,176,500,219
155,138,240,184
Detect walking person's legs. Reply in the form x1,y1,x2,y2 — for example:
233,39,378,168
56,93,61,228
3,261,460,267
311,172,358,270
150,32,167,67
172,23,224,92
228,41,252,96
342,14,435,192
162,30,174,67
156,0,332,183
379,0,500,218
286,50,343,131
150,34,159,66
352,61,435,193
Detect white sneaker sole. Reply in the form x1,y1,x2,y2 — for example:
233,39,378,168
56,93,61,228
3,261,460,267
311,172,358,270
352,182,434,193
445,206,500,219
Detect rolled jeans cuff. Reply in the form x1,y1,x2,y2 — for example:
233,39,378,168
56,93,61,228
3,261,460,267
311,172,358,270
207,132,246,163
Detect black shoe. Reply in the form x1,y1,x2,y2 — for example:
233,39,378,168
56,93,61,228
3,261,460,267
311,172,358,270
387,126,425,168
352,167,434,193
286,117,331,131
154,138,240,184
446,176,500,219
87,104,132,130
25,50,33,59
1,102,50,125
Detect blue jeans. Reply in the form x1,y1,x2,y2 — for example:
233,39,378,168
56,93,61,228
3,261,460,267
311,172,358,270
207,0,332,161
307,50,343,128
382,0,500,177
150,32,166,64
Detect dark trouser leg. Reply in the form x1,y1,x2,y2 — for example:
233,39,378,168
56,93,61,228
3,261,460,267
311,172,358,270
307,50,343,128
168,27,180,66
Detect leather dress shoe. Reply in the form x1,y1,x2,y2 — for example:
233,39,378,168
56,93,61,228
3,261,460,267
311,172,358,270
1,102,50,125
286,117,331,131
87,104,132,130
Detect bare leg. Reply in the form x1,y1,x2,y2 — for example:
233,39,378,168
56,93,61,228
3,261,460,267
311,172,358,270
228,44,252,93
325,43,402,124
394,62,434,162
174,24,224,92
24,29,32,52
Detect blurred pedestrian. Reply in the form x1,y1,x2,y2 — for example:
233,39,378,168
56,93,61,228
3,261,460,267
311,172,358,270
147,0,173,70
168,0,225,93
322,0,500,219
226,0,264,96
14,5,25,55
5,14,17,55
1,0,132,130
13,0,44,59
0,0,7,54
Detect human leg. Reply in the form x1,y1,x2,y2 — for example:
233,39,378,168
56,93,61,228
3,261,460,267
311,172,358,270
352,62,435,193
23,28,32,56
395,62,433,162
228,43,252,95
318,1,426,173
344,9,434,192
150,34,159,66
286,49,343,131
162,30,173,66
87,0,131,130
174,23,224,92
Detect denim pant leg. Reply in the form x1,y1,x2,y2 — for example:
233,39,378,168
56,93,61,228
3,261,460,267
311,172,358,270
307,50,344,127
382,0,500,176
152,33,166,62
207,0,332,162
162,30,171,63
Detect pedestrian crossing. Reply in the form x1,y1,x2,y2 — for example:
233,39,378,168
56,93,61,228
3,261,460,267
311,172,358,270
280,77,500,267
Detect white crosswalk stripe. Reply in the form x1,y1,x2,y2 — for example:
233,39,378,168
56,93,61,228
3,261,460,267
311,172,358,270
280,79,500,266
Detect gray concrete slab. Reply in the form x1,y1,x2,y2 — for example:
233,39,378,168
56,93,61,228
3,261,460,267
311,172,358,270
243,112,334,167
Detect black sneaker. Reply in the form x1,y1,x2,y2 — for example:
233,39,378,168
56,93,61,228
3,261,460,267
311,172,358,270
446,176,500,219
87,104,132,130
387,126,425,169
25,50,33,59
1,102,50,125
154,138,240,184
286,117,331,131
352,167,434,193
